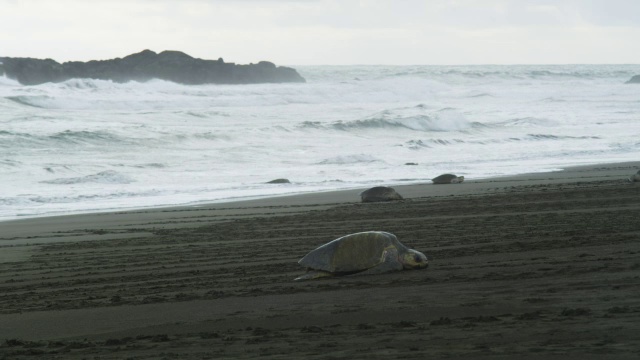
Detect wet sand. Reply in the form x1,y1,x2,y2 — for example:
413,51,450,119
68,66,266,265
1,162,639,359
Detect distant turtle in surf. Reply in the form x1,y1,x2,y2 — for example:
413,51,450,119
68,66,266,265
360,186,403,202
629,170,640,182
295,231,428,280
432,174,464,184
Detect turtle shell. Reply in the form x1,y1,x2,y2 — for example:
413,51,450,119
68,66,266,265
298,231,404,273
432,174,458,184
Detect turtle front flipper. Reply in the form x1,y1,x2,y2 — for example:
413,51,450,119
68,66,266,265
355,246,403,276
294,270,335,281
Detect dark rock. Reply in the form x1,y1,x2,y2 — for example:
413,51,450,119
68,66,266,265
0,50,306,85
267,178,290,184
625,75,640,84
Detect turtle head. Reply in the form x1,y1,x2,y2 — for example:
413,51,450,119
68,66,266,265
400,249,428,269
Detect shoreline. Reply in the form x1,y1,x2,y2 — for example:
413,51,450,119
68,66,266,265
3,160,638,228
1,161,639,359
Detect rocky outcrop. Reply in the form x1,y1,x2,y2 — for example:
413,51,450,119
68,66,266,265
625,75,640,84
0,50,305,85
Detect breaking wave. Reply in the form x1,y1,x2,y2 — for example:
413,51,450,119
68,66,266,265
0,130,136,148
404,133,602,149
6,95,52,108
498,117,559,127
331,113,470,132
526,134,601,141
42,170,135,185
299,106,472,133
317,154,382,165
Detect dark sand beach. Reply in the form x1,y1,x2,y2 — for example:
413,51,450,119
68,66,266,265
1,162,639,359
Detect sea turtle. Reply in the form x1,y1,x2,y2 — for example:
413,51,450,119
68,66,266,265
360,186,403,202
432,174,464,184
295,231,428,280
629,170,640,182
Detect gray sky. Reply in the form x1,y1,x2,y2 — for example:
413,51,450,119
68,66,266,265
2,0,639,65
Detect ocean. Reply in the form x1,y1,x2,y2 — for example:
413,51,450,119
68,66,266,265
1,64,639,221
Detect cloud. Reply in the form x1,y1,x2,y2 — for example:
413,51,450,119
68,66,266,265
1,0,639,64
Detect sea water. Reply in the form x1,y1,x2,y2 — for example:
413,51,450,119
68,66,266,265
1,65,639,221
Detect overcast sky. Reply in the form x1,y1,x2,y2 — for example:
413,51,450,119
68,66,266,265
2,0,639,65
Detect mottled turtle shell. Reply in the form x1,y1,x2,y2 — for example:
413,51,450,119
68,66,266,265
431,174,460,184
360,186,403,202
298,231,406,273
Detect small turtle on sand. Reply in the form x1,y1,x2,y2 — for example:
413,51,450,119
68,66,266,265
629,170,640,182
432,174,464,184
295,231,428,281
360,186,403,202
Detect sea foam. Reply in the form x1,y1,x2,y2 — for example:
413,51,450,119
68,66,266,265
1,65,639,220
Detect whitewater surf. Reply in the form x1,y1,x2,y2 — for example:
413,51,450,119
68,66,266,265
1,64,639,220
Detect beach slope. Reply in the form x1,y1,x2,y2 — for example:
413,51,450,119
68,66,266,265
1,163,639,359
